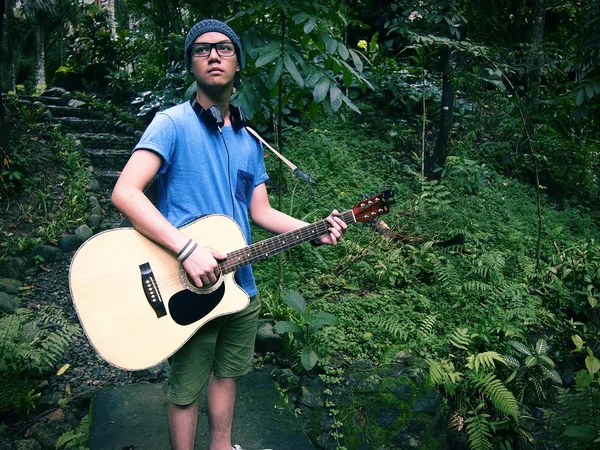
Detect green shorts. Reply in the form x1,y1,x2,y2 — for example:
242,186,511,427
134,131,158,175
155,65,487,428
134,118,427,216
166,297,260,406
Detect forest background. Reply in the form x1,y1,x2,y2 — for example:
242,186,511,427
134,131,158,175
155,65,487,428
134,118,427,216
1,0,600,449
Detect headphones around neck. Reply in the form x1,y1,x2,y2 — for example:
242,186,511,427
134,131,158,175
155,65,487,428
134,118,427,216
190,96,247,131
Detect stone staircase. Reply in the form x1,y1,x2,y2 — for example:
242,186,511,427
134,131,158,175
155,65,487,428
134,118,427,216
18,88,141,195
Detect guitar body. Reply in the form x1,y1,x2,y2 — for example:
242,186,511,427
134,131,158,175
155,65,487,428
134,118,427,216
69,214,249,371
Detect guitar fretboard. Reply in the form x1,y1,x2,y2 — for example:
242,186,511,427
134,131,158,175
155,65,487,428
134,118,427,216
220,210,356,274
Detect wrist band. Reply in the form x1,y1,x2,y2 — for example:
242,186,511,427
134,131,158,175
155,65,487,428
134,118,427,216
179,242,198,263
177,239,197,262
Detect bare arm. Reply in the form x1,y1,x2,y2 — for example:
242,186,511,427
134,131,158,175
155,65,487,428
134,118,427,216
249,183,347,245
111,150,224,287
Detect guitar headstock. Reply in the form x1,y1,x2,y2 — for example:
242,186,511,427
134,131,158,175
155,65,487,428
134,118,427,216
353,189,395,223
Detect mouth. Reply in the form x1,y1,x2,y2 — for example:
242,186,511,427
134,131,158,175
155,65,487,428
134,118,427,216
207,67,223,74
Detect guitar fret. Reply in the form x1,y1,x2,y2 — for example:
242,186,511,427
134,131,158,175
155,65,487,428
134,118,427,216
220,210,356,274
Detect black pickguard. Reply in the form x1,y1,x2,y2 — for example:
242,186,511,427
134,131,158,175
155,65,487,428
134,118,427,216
168,283,226,326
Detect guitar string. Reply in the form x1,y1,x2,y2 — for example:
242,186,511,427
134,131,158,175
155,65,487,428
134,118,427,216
142,201,387,290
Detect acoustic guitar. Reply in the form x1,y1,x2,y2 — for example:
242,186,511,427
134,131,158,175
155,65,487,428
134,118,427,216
69,190,394,370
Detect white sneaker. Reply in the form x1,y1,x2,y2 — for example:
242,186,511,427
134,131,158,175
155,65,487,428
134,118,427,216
232,446,244,450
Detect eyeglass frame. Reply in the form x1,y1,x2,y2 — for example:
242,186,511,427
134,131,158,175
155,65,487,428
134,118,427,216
190,41,236,59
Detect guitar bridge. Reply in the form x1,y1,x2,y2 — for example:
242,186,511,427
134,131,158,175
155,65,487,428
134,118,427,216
139,263,167,318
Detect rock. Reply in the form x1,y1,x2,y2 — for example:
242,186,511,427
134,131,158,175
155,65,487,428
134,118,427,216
67,99,87,109
0,257,25,279
41,87,66,97
356,374,380,393
88,196,103,216
60,92,73,106
58,235,82,253
0,292,20,314
87,214,102,229
256,321,284,353
37,391,64,410
376,405,399,429
15,439,42,450
30,420,71,450
0,277,22,294
86,178,100,192
31,245,65,263
388,380,414,401
414,388,440,415
74,225,93,242
299,376,326,408
32,101,47,111
350,358,373,370
276,368,300,390
393,419,424,449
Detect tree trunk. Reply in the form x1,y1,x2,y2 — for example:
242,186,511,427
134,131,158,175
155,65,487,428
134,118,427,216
429,45,454,175
34,15,46,93
108,0,117,38
0,0,5,124
6,0,16,92
529,0,547,93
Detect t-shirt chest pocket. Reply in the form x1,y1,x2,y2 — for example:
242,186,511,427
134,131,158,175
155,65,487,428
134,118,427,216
235,170,254,205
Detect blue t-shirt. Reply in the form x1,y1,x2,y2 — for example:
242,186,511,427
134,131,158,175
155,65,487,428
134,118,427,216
134,101,269,297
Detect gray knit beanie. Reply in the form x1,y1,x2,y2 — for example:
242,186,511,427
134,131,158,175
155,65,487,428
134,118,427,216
184,19,244,71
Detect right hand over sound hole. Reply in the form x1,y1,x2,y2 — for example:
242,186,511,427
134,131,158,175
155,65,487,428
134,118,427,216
182,246,226,289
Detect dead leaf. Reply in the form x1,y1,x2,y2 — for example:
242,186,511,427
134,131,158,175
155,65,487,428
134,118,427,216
56,363,70,376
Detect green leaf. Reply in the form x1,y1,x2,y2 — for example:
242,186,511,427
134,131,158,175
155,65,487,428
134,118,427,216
535,339,548,355
540,365,562,385
572,334,585,352
511,341,531,356
585,355,600,375
304,17,316,34
313,81,330,103
307,311,338,333
330,86,342,111
524,355,537,367
283,291,306,315
255,48,281,68
342,94,361,114
273,320,303,336
338,43,349,60
563,425,595,439
348,48,364,72
283,54,304,87
266,59,285,89
301,348,318,371
322,34,337,54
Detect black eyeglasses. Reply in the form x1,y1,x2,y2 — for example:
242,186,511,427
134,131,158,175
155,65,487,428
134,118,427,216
190,42,236,58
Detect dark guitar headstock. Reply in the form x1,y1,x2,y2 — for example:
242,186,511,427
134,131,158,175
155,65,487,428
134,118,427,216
352,189,395,223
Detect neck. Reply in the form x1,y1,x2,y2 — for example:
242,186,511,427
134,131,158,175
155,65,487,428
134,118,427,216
195,88,231,119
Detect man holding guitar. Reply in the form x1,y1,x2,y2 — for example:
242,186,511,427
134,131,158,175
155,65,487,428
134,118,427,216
111,19,347,450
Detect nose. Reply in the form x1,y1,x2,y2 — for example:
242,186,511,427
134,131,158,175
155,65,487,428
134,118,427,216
207,46,221,61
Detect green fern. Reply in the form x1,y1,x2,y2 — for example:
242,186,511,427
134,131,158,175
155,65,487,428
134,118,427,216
465,404,493,450
468,351,507,373
474,372,519,421
449,327,473,351
56,401,93,449
419,315,437,335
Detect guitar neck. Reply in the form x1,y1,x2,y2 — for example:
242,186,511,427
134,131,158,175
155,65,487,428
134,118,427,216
220,209,356,274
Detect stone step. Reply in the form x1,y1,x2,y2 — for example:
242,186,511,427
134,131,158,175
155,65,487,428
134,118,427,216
73,132,137,150
20,95,67,106
55,117,122,134
84,148,131,170
46,105,92,119
94,168,121,189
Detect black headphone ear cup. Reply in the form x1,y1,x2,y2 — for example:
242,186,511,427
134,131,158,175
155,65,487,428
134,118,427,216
230,106,247,131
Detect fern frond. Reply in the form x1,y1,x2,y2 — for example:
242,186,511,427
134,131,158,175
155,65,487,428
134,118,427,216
450,327,472,351
465,406,493,450
468,351,507,373
461,281,491,294
419,315,437,335
475,373,519,420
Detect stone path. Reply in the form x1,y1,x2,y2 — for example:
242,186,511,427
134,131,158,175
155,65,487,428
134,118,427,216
90,369,314,450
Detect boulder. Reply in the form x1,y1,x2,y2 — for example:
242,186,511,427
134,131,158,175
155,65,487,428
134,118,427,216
0,277,22,294
58,235,82,253
31,245,65,263
0,291,20,314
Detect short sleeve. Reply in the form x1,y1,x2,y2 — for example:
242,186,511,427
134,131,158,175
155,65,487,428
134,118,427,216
133,113,177,174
